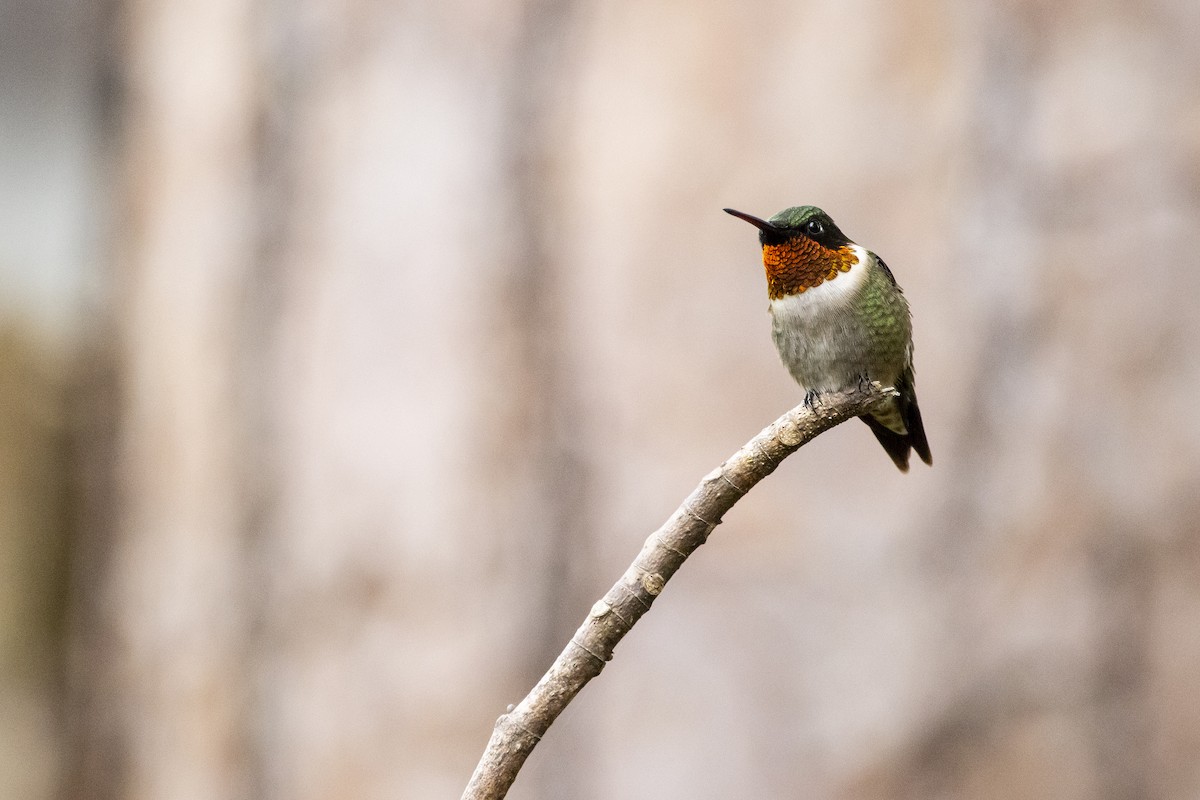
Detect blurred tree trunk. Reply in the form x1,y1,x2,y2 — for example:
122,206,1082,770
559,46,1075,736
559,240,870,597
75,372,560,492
67,2,264,798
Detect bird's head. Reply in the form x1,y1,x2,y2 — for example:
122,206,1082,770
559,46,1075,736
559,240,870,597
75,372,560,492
724,206,860,299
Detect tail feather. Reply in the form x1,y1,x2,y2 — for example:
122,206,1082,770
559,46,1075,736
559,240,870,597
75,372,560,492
861,370,932,472
861,413,914,472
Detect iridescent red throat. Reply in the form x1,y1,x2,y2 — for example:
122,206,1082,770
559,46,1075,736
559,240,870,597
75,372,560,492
763,239,858,300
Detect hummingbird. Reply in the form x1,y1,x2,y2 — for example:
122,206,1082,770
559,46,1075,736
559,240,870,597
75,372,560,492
725,205,931,472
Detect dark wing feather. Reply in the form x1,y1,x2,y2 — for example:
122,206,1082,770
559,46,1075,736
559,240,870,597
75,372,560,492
875,256,899,288
898,366,931,466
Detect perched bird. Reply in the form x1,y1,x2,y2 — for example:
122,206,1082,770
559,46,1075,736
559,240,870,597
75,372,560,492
725,205,931,472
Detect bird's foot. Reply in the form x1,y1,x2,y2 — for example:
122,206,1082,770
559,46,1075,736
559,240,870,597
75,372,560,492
803,389,821,409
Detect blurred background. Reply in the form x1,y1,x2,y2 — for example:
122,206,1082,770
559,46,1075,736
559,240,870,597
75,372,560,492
4,0,1200,798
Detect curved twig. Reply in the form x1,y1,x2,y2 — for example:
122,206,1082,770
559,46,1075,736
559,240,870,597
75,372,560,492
462,382,897,799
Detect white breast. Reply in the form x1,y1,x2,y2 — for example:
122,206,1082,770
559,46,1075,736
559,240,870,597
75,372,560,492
767,245,877,392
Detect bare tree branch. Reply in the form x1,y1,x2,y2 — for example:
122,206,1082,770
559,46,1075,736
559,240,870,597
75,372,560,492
462,382,898,800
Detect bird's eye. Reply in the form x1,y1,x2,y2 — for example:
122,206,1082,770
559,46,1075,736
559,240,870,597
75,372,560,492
806,219,824,236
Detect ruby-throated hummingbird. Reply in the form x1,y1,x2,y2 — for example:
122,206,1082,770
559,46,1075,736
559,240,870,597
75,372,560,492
725,205,931,472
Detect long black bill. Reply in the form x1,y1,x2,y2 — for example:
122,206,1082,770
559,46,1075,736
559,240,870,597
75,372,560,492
723,208,777,233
